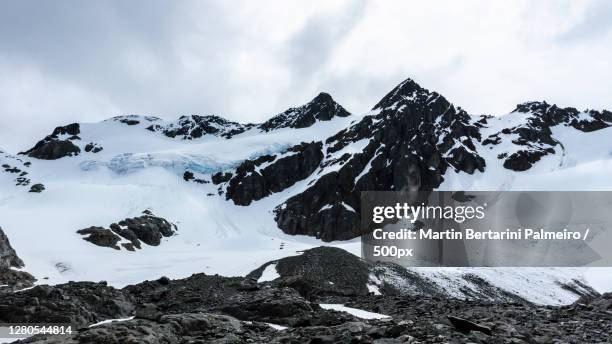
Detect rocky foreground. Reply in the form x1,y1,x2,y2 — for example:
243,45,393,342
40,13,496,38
0,247,609,343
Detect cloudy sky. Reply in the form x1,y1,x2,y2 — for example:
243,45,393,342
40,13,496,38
1,0,611,152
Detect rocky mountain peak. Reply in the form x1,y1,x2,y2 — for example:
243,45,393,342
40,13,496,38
149,114,253,140
513,101,552,114
272,78,486,241
311,91,334,104
372,78,438,111
258,92,350,132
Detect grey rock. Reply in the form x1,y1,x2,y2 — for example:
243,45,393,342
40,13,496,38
77,212,177,250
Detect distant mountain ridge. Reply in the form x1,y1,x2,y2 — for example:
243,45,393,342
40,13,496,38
19,92,351,160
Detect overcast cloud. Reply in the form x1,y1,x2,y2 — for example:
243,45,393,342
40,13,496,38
0,0,611,152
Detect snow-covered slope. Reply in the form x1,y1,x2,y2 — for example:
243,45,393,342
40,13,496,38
1,80,611,304
0,113,356,286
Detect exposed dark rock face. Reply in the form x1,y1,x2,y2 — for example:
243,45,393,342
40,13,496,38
259,92,351,132
4,247,608,343
84,142,103,153
24,140,81,160
22,123,82,160
268,82,612,241
225,142,324,205
120,119,140,125
248,247,371,298
183,170,194,181
274,79,484,241
0,282,134,328
0,227,24,269
77,226,122,250
0,227,35,290
122,270,356,328
0,268,36,291
484,101,611,171
50,123,81,137
110,115,161,126
247,247,550,304
152,115,254,140
76,211,177,251
182,170,209,184
217,286,317,326
28,183,45,193
447,315,492,335
17,294,612,343
211,171,233,184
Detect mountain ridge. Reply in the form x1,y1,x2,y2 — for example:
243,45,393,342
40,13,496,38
0,77,610,305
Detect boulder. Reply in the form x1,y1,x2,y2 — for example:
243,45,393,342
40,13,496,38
22,123,82,160
29,183,46,193
76,212,176,250
24,140,81,160
225,142,323,206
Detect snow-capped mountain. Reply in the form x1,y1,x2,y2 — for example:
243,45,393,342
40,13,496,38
1,78,611,304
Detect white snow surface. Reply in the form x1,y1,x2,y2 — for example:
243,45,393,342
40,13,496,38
0,116,360,288
89,316,135,328
1,110,611,304
266,323,288,331
319,304,389,320
257,264,280,283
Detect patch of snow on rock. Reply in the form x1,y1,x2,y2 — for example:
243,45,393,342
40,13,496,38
319,304,389,320
257,264,280,283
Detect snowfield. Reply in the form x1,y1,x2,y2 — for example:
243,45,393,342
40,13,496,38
319,304,389,320
0,116,361,287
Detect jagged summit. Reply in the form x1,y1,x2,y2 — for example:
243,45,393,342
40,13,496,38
258,92,350,132
513,101,554,113
372,78,438,111
311,91,334,103
19,92,352,160
148,114,253,140
273,79,485,241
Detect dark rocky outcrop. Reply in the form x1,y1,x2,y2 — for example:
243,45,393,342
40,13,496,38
484,101,611,171
0,227,35,290
76,226,122,250
23,140,81,160
22,123,82,160
264,83,610,240
0,226,24,269
155,115,254,140
84,142,103,153
0,282,135,328
120,119,140,125
28,183,45,193
259,92,351,132
76,211,177,251
182,170,209,184
274,79,484,241
248,247,371,298
225,142,324,205
211,171,233,184
447,315,492,335
182,170,194,181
